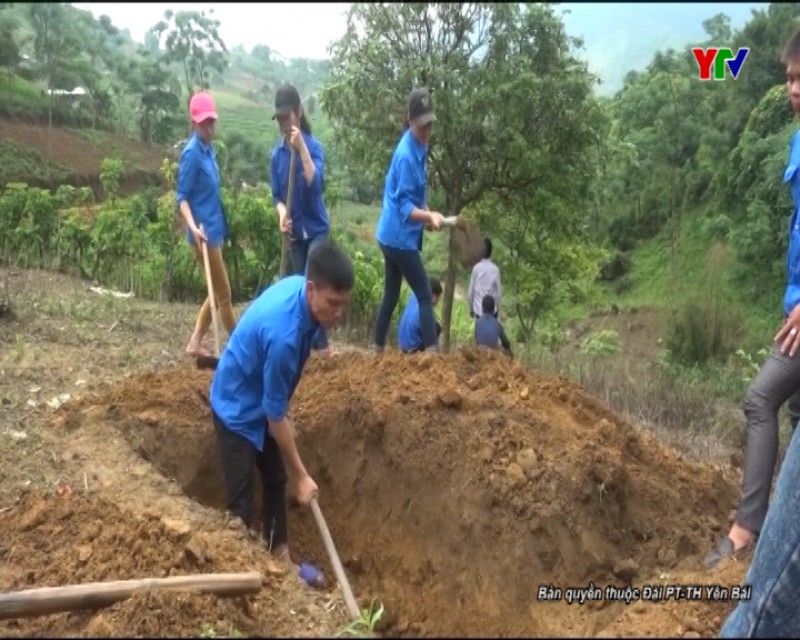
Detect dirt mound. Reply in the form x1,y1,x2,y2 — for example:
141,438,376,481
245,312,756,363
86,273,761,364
56,347,743,636
0,491,344,638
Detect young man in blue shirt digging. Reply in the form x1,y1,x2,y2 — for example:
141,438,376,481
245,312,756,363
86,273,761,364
398,278,443,353
209,239,354,584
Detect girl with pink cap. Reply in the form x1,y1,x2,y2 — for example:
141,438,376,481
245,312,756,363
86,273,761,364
177,91,236,358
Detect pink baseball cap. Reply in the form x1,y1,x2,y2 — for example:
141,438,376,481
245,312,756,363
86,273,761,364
189,92,218,124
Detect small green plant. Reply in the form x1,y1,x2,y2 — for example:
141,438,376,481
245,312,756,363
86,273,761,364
580,329,621,358
12,334,26,362
733,346,770,385
336,600,385,638
100,157,124,204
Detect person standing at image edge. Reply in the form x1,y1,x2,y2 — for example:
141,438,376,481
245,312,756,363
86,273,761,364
373,88,446,353
270,83,332,355
704,27,800,574
176,91,236,358
718,27,800,639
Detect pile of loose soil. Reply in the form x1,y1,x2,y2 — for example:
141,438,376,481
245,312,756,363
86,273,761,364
0,491,346,638
52,346,745,637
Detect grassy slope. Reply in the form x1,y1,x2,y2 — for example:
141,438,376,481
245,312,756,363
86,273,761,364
614,206,778,351
214,90,278,151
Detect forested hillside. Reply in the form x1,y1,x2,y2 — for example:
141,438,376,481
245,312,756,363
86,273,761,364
593,5,799,361
560,2,767,95
0,2,334,189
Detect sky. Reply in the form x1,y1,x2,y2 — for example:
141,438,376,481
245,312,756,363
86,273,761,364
72,2,352,60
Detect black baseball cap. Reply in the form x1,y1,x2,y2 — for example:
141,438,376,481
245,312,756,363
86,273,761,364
272,83,301,120
408,88,436,126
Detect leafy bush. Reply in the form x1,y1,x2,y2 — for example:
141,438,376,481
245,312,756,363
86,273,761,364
580,329,621,358
665,296,744,367
607,214,636,251
0,167,392,330
599,251,631,282
704,213,733,242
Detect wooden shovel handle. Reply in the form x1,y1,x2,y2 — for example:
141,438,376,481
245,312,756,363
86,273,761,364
309,498,361,620
199,224,221,358
0,571,262,621
279,147,298,277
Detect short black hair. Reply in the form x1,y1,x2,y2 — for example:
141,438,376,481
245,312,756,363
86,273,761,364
484,237,492,259
307,240,354,292
482,294,495,314
783,27,800,64
430,278,443,296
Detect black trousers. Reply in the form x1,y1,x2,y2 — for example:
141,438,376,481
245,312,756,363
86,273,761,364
212,411,288,549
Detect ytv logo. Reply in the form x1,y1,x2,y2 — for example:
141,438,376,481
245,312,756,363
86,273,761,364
692,47,750,80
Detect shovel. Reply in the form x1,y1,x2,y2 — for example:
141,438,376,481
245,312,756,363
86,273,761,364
278,147,298,278
309,497,361,621
442,215,485,268
194,225,222,371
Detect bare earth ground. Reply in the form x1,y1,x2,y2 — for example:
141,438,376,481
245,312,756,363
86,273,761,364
0,267,752,638
0,121,165,178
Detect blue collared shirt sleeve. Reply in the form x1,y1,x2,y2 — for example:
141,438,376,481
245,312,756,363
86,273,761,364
791,132,800,167
262,338,297,422
270,148,284,206
396,156,419,222
176,145,199,205
304,137,324,194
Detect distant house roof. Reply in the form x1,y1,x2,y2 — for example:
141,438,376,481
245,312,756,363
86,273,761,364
44,87,87,96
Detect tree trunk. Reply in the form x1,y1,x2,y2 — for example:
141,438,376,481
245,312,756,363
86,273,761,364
441,233,458,354
185,65,194,139
47,83,53,181
440,192,461,354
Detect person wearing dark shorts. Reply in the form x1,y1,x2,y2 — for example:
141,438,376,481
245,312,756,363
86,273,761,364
705,29,800,569
209,240,353,578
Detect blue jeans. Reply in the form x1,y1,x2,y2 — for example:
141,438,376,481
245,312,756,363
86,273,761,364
720,420,800,637
289,234,329,350
373,242,437,350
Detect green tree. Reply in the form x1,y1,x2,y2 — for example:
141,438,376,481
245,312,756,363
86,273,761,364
0,6,20,77
149,9,229,102
131,53,182,145
321,2,599,351
77,11,123,128
27,3,86,165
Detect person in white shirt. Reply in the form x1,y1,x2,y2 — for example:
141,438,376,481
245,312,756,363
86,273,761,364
467,238,501,319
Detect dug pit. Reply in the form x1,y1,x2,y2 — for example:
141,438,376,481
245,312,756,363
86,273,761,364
59,348,743,636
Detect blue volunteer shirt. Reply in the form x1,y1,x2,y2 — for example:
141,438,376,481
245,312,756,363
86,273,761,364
784,129,800,317
376,129,428,252
270,132,330,240
209,276,320,452
176,133,227,248
475,314,502,349
397,294,423,352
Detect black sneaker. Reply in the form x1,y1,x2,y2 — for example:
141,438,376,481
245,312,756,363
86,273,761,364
704,535,757,569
